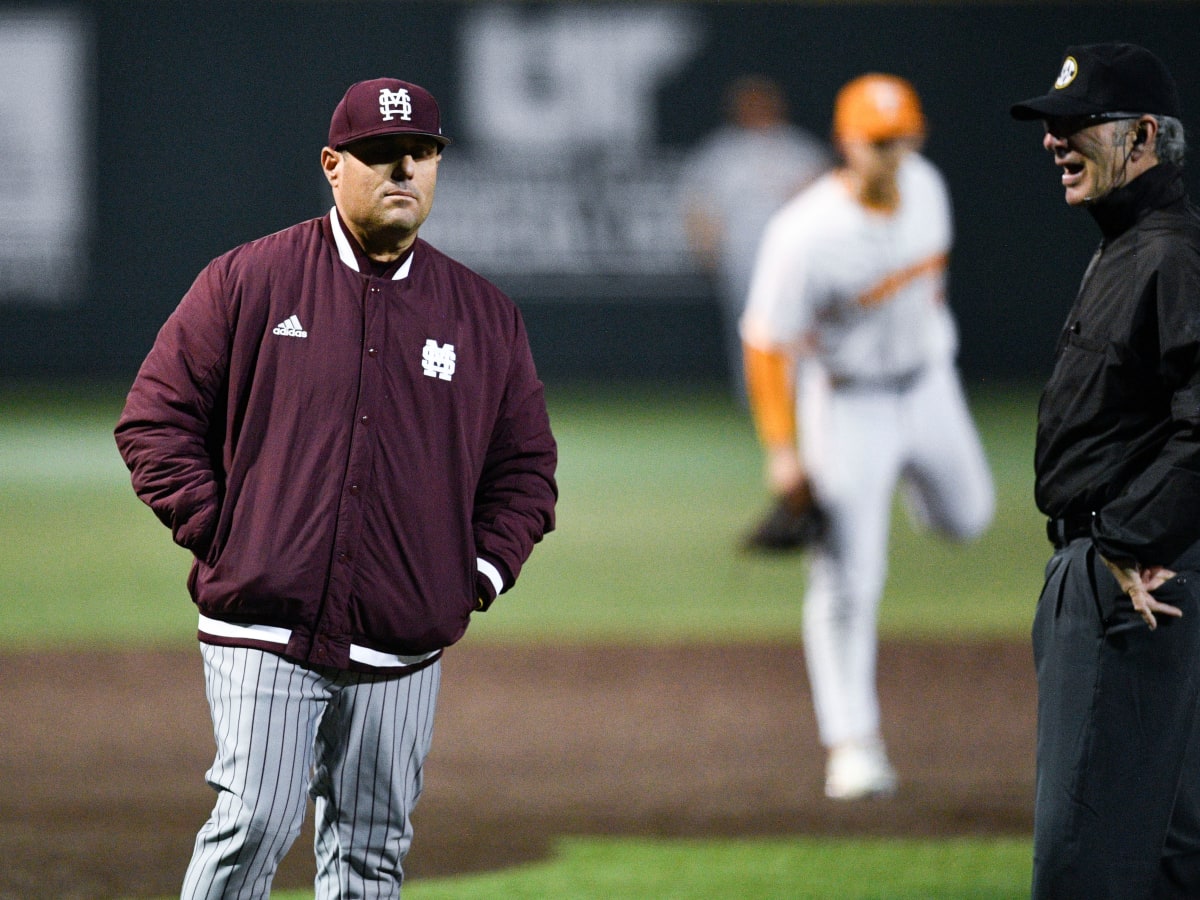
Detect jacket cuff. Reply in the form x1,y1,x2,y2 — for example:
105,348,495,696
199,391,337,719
475,557,506,611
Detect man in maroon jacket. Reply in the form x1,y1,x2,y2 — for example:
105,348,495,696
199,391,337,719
115,78,557,898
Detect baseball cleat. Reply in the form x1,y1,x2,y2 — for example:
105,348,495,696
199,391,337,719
824,738,898,801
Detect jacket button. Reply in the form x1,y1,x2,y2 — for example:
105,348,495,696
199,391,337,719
360,415,370,426
348,483,360,496
367,347,378,358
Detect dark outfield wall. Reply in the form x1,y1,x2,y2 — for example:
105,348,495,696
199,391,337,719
2,1,1198,386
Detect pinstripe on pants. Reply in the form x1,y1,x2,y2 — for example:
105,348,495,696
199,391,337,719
182,644,441,899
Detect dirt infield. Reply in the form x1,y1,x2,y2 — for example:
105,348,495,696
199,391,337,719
0,640,1034,899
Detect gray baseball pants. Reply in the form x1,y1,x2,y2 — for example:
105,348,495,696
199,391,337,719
181,644,441,899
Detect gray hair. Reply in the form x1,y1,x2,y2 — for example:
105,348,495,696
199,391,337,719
1154,115,1186,167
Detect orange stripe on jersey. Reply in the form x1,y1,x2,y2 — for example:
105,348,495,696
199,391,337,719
743,342,796,449
855,252,948,309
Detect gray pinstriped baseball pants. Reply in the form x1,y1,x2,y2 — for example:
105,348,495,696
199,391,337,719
181,644,441,899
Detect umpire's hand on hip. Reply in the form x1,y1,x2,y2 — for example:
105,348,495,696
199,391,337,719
1101,554,1182,630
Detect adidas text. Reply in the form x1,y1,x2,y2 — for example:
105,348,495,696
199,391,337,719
273,314,308,338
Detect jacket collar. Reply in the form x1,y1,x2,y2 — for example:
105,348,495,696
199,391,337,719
329,208,414,280
1088,163,1186,240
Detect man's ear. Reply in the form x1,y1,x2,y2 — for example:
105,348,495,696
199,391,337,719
321,146,341,187
1130,116,1158,159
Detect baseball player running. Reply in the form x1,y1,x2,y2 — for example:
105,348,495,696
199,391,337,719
740,74,994,800
115,78,557,896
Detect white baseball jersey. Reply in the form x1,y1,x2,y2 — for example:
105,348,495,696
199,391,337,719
741,153,957,383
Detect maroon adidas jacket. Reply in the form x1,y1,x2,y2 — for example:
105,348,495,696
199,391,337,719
115,211,557,672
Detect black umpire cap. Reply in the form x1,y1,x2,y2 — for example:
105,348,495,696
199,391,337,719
1010,42,1181,121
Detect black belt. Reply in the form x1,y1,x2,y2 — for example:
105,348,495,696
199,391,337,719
1046,513,1095,549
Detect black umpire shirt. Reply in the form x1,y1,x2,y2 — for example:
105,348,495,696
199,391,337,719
1036,163,1200,568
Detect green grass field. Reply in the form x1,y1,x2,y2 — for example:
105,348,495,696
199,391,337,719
0,379,1039,898
401,836,1032,899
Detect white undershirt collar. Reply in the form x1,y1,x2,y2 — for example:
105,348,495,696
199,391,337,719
329,207,413,281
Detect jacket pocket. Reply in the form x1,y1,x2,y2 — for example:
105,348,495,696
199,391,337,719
1065,328,1107,355
173,501,219,564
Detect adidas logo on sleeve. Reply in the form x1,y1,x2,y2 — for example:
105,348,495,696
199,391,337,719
272,315,308,338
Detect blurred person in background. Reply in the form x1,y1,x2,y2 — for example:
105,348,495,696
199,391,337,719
1011,42,1200,898
739,73,994,800
115,77,557,898
678,74,831,401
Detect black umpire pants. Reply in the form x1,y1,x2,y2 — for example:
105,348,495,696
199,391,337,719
1032,537,1200,899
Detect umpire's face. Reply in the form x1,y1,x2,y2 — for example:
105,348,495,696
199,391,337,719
1041,117,1144,207
322,134,441,254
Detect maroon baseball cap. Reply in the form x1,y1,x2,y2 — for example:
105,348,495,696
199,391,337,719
328,78,451,149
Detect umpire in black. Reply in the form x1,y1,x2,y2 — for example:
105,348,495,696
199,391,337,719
1012,43,1200,898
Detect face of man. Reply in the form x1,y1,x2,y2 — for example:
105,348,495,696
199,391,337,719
321,134,441,257
1041,117,1136,206
841,137,912,180
837,136,920,207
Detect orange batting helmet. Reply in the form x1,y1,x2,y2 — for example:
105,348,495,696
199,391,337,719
833,73,926,142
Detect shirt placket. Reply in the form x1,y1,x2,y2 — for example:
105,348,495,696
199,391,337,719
309,276,386,667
